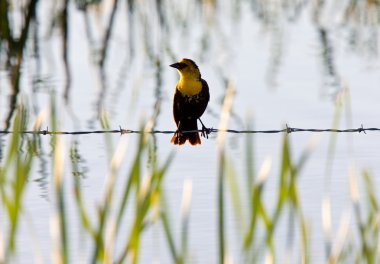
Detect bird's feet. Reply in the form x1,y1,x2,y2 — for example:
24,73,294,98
200,124,212,139
198,118,211,139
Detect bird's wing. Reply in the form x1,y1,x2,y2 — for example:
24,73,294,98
173,87,182,126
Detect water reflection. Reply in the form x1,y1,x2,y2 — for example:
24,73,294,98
1,0,38,130
1,0,379,126
0,1,379,159
317,27,341,98
70,139,88,181
265,25,284,90
343,0,380,57
33,134,50,200
149,57,163,164
0,1,379,167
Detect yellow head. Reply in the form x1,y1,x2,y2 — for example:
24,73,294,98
170,58,201,80
170,58,203,96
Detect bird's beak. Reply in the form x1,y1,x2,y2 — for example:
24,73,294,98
170,62,187,70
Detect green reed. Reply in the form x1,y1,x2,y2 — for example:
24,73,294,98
0,107,35,262
68,116,175,263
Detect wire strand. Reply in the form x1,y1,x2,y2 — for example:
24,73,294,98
0,124,376,136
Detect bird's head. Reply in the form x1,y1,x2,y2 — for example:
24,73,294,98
170,58,201,80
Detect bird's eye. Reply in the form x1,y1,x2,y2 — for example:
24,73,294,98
178,64,188,70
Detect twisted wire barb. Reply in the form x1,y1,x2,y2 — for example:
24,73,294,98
0,124,377,136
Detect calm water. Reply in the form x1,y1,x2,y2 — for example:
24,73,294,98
1,0,380,263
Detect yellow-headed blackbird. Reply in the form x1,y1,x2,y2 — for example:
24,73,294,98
170,58,210,145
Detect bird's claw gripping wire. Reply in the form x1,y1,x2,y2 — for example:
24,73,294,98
201,125,212,138
199,119,211,139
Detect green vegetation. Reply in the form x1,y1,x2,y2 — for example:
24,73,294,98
0,94,379,263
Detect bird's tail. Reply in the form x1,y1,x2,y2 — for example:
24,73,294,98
171,119,201,146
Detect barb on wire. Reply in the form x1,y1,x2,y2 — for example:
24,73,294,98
0,124,379,136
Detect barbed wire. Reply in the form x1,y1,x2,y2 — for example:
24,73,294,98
0,124,378,136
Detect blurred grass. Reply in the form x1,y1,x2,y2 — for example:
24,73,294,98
0,102,380,263
237,133,312,263
0,106,35,263
51,96,68,264
0,82,379,263
216,82,235,264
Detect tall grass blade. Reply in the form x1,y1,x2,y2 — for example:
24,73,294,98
226,159,243,235
216,83,234,264
161,195,180,264
323,99,342,259
91,133,128,262
115,131,146,232
180,178,192,263
116,136,174,264
50,97,68,264
1,107,34,262
245,119,255,194
243,158,271,251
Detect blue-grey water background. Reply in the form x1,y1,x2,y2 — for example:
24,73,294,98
1,0,380,263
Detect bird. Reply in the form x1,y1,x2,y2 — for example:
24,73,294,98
170,58,210,145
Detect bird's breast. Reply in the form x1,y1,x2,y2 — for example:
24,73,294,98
177,79,202,96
